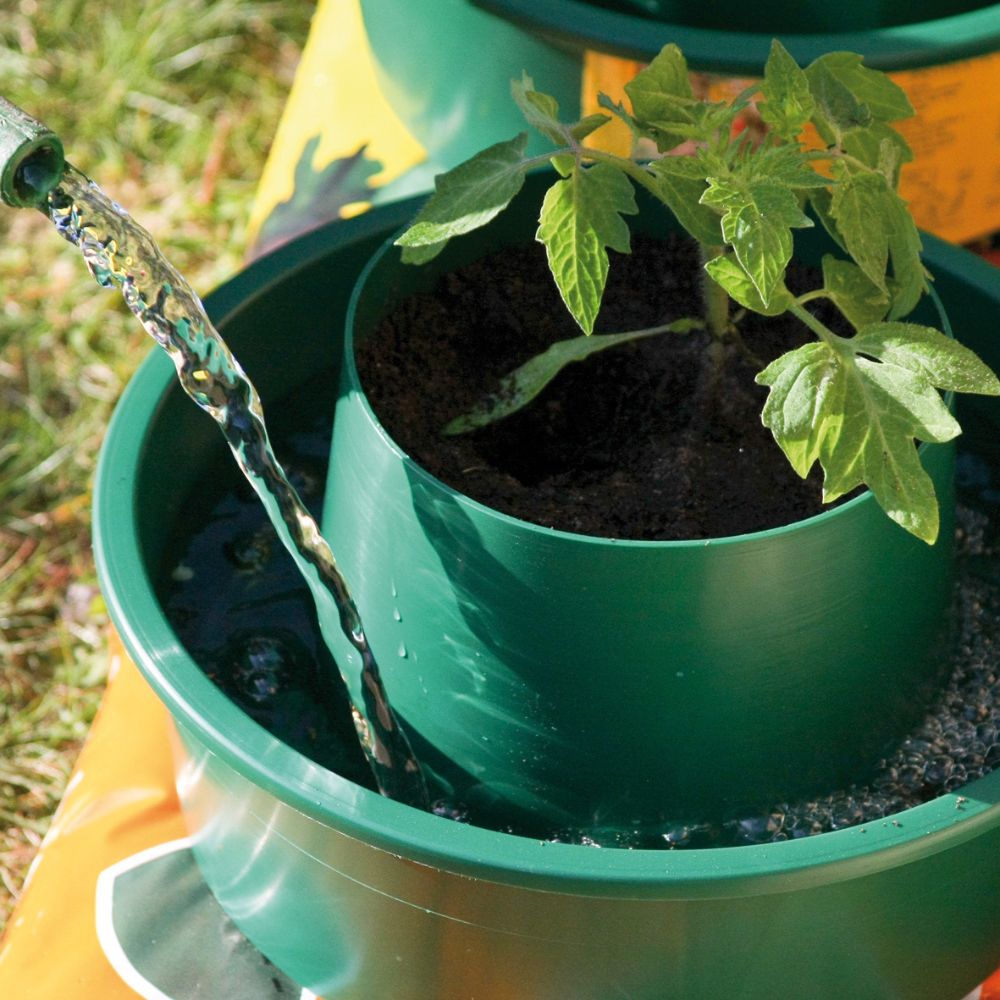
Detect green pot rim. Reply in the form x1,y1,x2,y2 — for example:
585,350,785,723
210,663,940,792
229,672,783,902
94,207,1000,900
472,0,1000,72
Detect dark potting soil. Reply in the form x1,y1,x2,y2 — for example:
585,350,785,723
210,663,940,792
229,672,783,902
161,370,1000,850
358,234,849,540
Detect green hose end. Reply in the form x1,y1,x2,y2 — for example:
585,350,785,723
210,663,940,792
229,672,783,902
0,97,65,209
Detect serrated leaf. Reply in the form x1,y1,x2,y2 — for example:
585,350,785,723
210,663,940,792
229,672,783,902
809,188,847,253
760,39,815,139
757,341,843,477
842,121,912,182
756,326,979,542
821,255,890,328
885,193,927,319
704,254,792,316
806,59,872,144
647,158,722,246
511,74,569,145
570,112,612,142
597,92,640,140
536,162,638,334
625,43,693,111
810,52,913,122
395,134,529,252
749,143,829,189
705,178,813,305
829,167,892,292
443,319,701,434
852,323,1000,396
624,43,699,149
649,151,707,180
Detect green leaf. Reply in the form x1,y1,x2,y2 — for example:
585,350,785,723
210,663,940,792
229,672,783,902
704,254,792,316
886,193,927,319
395,134,529,252
759,39,815,139
841,121,912,182
443,319,702,434
704,178,813,306
821,255,890,329
829,167,892,292
851,323,1000,396
748,143,829,189
536,162,638,334
647,158,722,246
756,341,843,478
597,92,641,140
401,241,447,265
809,188,847,253
624,43,698,149
511,74,569,145
806,58,872,144
809,52,913,122
570,112,612,142
756,321,990,542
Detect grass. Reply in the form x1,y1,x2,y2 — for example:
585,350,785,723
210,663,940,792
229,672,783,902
0,0,314,930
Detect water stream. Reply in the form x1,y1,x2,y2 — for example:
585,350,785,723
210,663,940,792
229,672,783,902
43,164,429,810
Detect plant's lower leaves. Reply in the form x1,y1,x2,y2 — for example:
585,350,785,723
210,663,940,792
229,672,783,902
851,322,1000,395
821,255,890,329
536,162,638,334
755,319,995,542
886,194,927,319
395,133,529,252
704,254,791,316
829,168,891,293
443,319,701,434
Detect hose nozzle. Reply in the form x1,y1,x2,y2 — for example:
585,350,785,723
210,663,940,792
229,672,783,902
0,97,65,209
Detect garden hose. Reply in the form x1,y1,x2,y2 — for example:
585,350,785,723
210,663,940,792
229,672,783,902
0,97,65,209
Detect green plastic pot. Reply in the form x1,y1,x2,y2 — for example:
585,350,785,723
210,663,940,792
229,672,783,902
95,201,1000,998
472,0,1000,72
357,0,582,205
323,171,955,832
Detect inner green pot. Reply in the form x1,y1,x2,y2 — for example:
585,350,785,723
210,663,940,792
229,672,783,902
94,204,1000,998
323,171,955,832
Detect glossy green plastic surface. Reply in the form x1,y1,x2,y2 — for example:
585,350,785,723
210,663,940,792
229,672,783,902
473,0,1000,72
324,172,955,831
94,201,1000,999
357,0,581,204
0,97,64,208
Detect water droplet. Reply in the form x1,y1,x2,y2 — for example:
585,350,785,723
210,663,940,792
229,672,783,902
393,608,402,622
398,642,408,659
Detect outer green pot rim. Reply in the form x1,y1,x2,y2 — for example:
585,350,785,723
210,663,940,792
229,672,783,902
95,207,1000,901
472,0,1000,72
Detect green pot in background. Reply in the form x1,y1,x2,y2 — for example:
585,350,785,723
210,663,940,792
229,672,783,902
95,201,1000,999
473,0,1000,71
323,171,956,833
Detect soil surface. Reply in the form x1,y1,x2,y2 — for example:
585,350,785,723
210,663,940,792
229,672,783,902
357,234,848,540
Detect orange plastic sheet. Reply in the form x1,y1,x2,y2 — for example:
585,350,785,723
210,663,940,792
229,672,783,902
0,632,319,998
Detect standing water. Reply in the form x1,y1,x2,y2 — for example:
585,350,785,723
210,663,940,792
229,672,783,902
42,163,429,810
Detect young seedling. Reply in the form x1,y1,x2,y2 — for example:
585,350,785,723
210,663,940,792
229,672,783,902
395,40,1000,543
